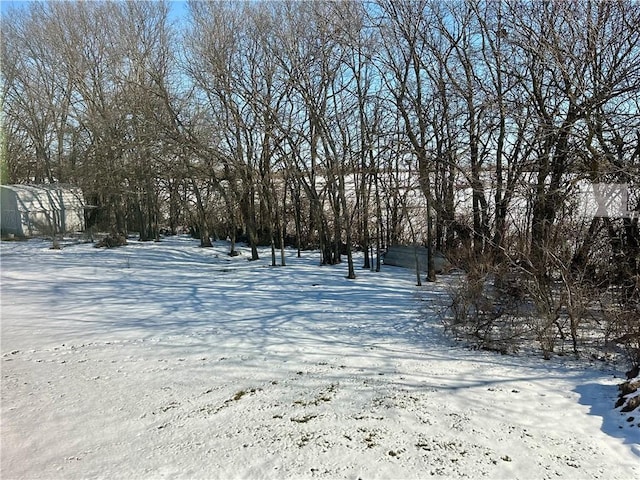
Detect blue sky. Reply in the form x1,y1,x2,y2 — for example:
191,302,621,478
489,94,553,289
0,0,190,21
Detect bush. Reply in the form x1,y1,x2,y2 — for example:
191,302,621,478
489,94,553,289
95,233,128,248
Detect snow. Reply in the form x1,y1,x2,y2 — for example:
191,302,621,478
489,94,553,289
1,235,638,479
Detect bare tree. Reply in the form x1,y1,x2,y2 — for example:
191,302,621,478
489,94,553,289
375,0,440,281
1,3,77,184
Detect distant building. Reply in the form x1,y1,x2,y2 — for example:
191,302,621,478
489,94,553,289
1,184,85,237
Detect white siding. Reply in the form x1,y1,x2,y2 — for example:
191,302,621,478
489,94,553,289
1,185,85,237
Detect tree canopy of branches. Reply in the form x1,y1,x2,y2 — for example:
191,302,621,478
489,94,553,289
2,0,639,342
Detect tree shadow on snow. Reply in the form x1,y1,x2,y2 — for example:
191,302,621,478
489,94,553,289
574,382,640,457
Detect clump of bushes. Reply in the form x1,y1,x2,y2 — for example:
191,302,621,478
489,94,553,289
95,233,128,248
446,252,639,365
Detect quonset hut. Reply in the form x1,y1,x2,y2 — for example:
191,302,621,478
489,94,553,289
0,184,85,237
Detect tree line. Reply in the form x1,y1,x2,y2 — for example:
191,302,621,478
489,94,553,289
2,0,639,357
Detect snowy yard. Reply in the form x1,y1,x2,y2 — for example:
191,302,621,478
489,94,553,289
1,236,638,479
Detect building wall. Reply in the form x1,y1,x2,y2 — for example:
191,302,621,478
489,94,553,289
1,185,85,237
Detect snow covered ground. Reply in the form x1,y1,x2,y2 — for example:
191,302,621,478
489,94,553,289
1,235,638,479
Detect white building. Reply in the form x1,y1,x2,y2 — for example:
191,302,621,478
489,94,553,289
1,184,85,237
